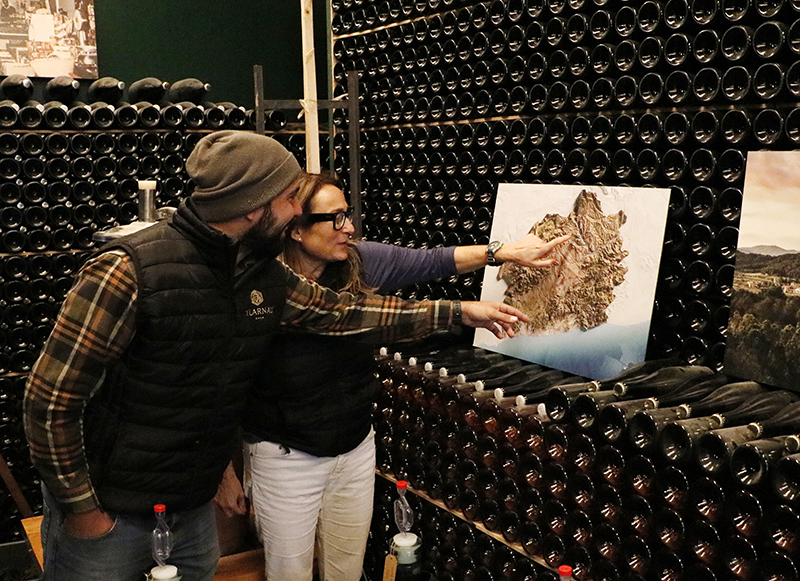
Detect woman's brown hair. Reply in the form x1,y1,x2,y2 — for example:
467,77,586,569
281,171,374,294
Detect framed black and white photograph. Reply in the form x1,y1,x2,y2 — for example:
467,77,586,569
0,0,96,78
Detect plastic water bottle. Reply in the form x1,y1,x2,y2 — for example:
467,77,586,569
152,504,173,567
391,481,421,580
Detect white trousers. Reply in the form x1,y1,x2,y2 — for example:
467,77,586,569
244,431,376,581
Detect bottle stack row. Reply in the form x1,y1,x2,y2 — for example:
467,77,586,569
329,0,800,368
0,73,287,133
373,339,800,581
368,475,552,581
0,375,41,544
0,75,337,546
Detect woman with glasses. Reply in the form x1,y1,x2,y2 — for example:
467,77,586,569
216,171,569,581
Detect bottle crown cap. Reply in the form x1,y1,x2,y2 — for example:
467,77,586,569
408,356,417,366
559,565,573,577
393,352,402,361
424,362,433,372
396,480,408,490
154,504,166,513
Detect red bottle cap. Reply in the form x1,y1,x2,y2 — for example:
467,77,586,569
558,565,573,577
154,504,166,513
396,480,408,490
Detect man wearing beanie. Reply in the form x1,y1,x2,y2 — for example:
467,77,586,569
23,130,528,581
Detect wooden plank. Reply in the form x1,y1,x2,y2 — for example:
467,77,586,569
213,548,265,581
0,450,34,518
21,515,43,571
300,0,321,173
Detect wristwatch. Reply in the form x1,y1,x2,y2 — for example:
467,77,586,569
486,241,504,266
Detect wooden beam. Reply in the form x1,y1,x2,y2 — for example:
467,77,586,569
300,0,321,173
0,450,33,518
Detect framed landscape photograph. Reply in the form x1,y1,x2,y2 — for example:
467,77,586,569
0,0,96,78
724,150,800,390
474,183,670,381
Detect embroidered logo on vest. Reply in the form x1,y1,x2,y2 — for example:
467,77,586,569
247,288,274,319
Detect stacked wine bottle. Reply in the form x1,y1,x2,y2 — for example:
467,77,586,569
367,475,551,580
374,339,800,581
0,73,329,542
330,0,800,366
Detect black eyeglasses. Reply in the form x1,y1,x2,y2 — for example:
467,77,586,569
305,207,353,230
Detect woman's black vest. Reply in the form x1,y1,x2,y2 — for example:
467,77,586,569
83,202,287,514
242,262,379,457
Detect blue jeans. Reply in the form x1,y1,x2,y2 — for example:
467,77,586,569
40,486,220,581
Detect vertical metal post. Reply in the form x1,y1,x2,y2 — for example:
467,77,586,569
325,0,336,172
253,65,266,135
346,70,362,238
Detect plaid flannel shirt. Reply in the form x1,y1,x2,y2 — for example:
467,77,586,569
24,250,453,514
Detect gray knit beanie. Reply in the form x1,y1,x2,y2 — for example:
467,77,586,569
186,130,302,222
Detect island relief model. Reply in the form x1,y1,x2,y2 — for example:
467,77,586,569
498,189,629,336
475,183,669,381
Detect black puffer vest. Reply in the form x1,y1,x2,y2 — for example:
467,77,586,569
83,202,287,514
242,262,378,457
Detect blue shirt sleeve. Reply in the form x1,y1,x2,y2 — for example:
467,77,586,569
356,241,459,293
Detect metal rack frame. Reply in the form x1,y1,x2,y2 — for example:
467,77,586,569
251,64,363,237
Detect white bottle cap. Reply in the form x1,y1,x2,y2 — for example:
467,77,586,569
409,356,417,366
150,565,179,580
137,180,158,191
391,532,420,565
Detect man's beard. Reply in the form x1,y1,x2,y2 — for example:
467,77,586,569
240,205,287,258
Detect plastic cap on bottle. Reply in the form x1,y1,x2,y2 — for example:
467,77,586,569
559,565,573,578
397,480,408,490
150,564,179,580
154,504,166,513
